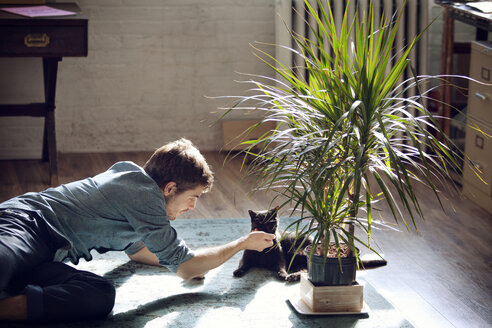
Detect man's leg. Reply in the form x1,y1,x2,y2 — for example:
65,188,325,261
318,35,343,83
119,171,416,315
0,210,53,322
0,210,55,292
3,262,115,323
0,210,115,323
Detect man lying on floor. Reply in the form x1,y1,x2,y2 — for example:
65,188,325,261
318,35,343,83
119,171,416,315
0,138,275,323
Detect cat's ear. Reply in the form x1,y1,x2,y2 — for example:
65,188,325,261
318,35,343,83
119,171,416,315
270,206,279,216
248,210,256,219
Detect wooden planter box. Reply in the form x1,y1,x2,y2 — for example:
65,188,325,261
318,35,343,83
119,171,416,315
299,273,363,312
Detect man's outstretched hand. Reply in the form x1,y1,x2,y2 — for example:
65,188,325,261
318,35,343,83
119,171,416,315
241,231,275,252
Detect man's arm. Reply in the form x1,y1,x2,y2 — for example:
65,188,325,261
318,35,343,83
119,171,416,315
127,231,275,280
127,246,160,266
176,231,274,280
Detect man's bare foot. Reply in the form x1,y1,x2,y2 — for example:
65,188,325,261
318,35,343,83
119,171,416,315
0,294,28,321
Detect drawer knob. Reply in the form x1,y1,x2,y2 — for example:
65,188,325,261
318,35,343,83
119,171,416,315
471,160,484,172
474,92,488,101
24,33,50,48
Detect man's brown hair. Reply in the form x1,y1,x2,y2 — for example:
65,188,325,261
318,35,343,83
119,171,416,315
143,138,213,193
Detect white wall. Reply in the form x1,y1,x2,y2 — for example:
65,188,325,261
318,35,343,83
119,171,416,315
0,0,276,158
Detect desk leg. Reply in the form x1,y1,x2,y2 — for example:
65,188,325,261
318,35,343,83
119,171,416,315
42,57,61,186
440,8,453,139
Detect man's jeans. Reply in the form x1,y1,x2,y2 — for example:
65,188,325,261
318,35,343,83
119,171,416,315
1,209,115,322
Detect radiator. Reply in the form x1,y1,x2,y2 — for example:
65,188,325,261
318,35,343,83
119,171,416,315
275,0,430,97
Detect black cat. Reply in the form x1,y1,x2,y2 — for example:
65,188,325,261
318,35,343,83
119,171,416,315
233,207,311,282
233,208,388,282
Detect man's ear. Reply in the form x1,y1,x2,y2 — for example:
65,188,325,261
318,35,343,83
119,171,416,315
162,182,177,197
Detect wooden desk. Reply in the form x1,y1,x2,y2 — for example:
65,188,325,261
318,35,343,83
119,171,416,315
0,3,88,186
437,1,492,137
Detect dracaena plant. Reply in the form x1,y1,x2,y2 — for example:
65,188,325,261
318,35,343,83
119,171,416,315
220,0,463,265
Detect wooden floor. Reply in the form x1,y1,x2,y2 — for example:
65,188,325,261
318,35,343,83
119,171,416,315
0,152,491,328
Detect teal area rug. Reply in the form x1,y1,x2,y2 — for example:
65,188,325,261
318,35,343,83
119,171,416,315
4,218,413,328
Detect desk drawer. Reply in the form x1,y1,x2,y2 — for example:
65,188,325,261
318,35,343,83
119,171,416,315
468,82,492,125
0,25,87,57
470,42,492,85
463,121,492,196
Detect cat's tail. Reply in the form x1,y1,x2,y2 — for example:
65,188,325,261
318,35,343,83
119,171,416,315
358,253,387,270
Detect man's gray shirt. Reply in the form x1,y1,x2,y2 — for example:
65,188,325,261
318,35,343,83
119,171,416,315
0,161,193,272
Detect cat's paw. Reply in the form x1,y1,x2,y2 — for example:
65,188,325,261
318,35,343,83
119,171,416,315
286,273,301,283
233,268,246,277
276,271,289,281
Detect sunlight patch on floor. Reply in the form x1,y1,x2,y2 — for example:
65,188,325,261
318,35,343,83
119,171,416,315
238,281,298,327
111,274,181,315
142,312,181,328
193,307,244,328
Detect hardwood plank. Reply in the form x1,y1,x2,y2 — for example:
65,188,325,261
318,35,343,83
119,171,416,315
358,270,455,328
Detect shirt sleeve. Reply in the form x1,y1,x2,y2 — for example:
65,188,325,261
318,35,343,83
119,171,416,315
124,240,146,255
124,239,195,273
139,221,194,273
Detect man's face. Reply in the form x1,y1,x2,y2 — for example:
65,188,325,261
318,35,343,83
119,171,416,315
163,184,205,221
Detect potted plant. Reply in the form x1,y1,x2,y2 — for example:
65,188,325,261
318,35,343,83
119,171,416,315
220,0,466,311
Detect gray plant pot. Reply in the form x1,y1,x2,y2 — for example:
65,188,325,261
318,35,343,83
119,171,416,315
308,253,357,286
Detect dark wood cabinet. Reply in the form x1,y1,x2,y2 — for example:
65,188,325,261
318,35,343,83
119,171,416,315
0,3,88,186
